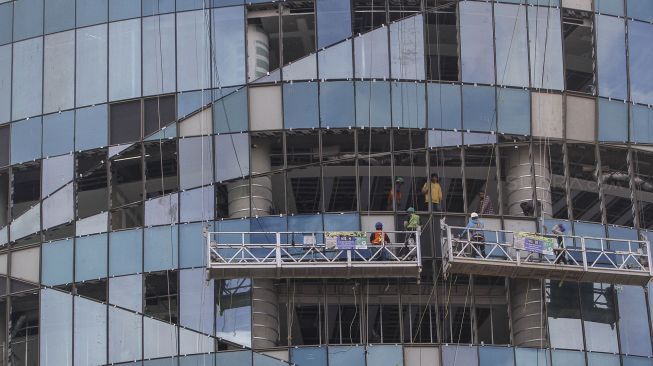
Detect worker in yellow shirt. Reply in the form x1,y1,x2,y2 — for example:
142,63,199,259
422,173,443,211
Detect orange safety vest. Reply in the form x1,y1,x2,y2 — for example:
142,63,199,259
371,231,385,245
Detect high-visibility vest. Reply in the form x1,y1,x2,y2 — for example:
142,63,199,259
371,231,385,245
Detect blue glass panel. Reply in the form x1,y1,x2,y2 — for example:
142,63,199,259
142,0,175,15
179,268,214,334
628,21,653,106
427,83,461,130
0,3,12,46
328,346,365,366
11,117,42,164
180,187,215,222
390,15,425,80
526,0,559,6
618,286,652,356
631,105,653,144
74,296,107,366
144,226,179,272
367,345,403,366
179,354,215,366
324,213,360,231
596,16,627,100
178,90,213,118
109,274,142,312
598,98,628,142
42,239,73,286
108,307,142,363
109,0,141,20
582,283,618,353
355,81,391,127
179,222,206,268
551,350,584,366
40,289,73,366
460,1,494,84
75,234,108,281
528,7,564,90
623,356,653,366
429,130,462,147
320,81,355,128
212,6,246,87
75,104,108,151
45,0,75,34
494,4,529,87
77,0,108,27
291,347,327,366
215,278,251,346
176,0,207,11
587,352,621,366
479,346,514,366
215,134,249,181
498,88,530,135
595,0,624,15
214,88,248,133
12,37,43,120
442,345,478,366
514,348,551,366
391,82,426,128
13,0,43,41
462,85,496,132
254,353,288,366
216,351,253,366
43,112,75,157
628,0,653,22
109,229,143,276
317,0,351,48
283,83,319,129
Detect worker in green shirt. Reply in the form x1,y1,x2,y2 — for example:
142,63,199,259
401,207,420,257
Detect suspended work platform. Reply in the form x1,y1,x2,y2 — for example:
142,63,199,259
441,222,653,286
206,231,422,279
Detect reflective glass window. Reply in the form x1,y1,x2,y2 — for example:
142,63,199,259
109,229,143,276
143,95,176,137
74,296,107,366
144,226,178,272
460,1,495,84
628,0,653,22
628,21,653,106
108,307,142,363
546,280,584,350
442,345,478,366
109,19,141,101
144,140,178,198
462,85,496,132
109,0,141,20
498,88,530,135
249,86,283,130
318,40,352,80
425,4,458,81
143,317,178,359
44,31,75,114
355,81,391,127
0,126,7,167
427,83,461,130
587,353,620,366
617,286,652,356
179,136,213,189
0,45,10,123
45,0,74,34
598,98,628,142
10,117,42,164
291,347,326,366
179,222,205,268
143,14,176,96
75,234,108,282
582,283,618,353
215,134,249,182
177,11,211,91
320,81,355,128
284,83,319,129
0,3,12,46
12,38,43,121
551,350,584,366
143,0,174,14
317,0,351,48
563,9,595,94
247,4,281,82
479,346,514,366
40,289,72,366
528,7,564,90
494,4,529,87
41,239,73,286
281,2,315,65
180,186,214,222
212,6,246,87
514,348,551,366
42,182,74,230
76,24,108,107
77,0,108,27
13,0,43,41
390,14,425,80
596,16,627,100
354,27,389,79
391,82,426,128
283,53,317,81
110,100,142,145
109,274,143,312
214,88,249,133
76,104,108,151
176,0,206,11
179,268,214,334
623,356,652,366
595,0,623,16
631,105,653,144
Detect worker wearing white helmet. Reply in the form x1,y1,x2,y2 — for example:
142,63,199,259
460,212,486,257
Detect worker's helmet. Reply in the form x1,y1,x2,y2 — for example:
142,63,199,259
375,222,383,229
396,176,404,183
470,212,479,219
407,207,415,213
558,224,566,232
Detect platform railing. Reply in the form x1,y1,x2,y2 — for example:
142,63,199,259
441,223,653,280
206,230,422,271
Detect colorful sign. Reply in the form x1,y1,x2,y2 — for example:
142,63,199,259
513,232,555,255
325,232,368,250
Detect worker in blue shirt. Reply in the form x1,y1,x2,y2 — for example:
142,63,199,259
460,212,486,257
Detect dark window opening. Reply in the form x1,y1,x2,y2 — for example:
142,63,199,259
110,100,142,145
563,9,595,94
425,4,459,82
634,150,653,229
281,1,315,65
251,132,283,172
389,0,421,21
144,95,176,137
9,293,39,366
600,147,633,226
110,203,143,230
76,149,109,219
0,125,9,168
0,170,8,228
144,140,178,199
215,183,229,219
144,271,178,324
287,167,322,214
247,4,281,81
111,145,143,208
324,162,358,212
353,0,386,34
43,222,75,242
568,144,601,222
74,279,107,303
11,163,40,219
286,131,319,167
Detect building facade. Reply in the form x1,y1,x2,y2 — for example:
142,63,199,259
1,0,653,364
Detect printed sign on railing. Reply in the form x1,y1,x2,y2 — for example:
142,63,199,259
325,232,369,250
513,232,555,255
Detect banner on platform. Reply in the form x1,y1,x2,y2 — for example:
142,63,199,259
513,232,555,255
325,232,368,250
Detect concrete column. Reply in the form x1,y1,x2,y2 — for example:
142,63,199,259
510,279,549,348
504,146,552,218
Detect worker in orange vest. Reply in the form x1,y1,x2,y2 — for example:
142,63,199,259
370,222,391,260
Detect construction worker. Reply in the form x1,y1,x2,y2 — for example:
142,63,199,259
460,212,486,257
422,173,443,211
401,207,420,257
370,222,391,260
477,190,495,215
551,223,568,264
387,176,404,210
